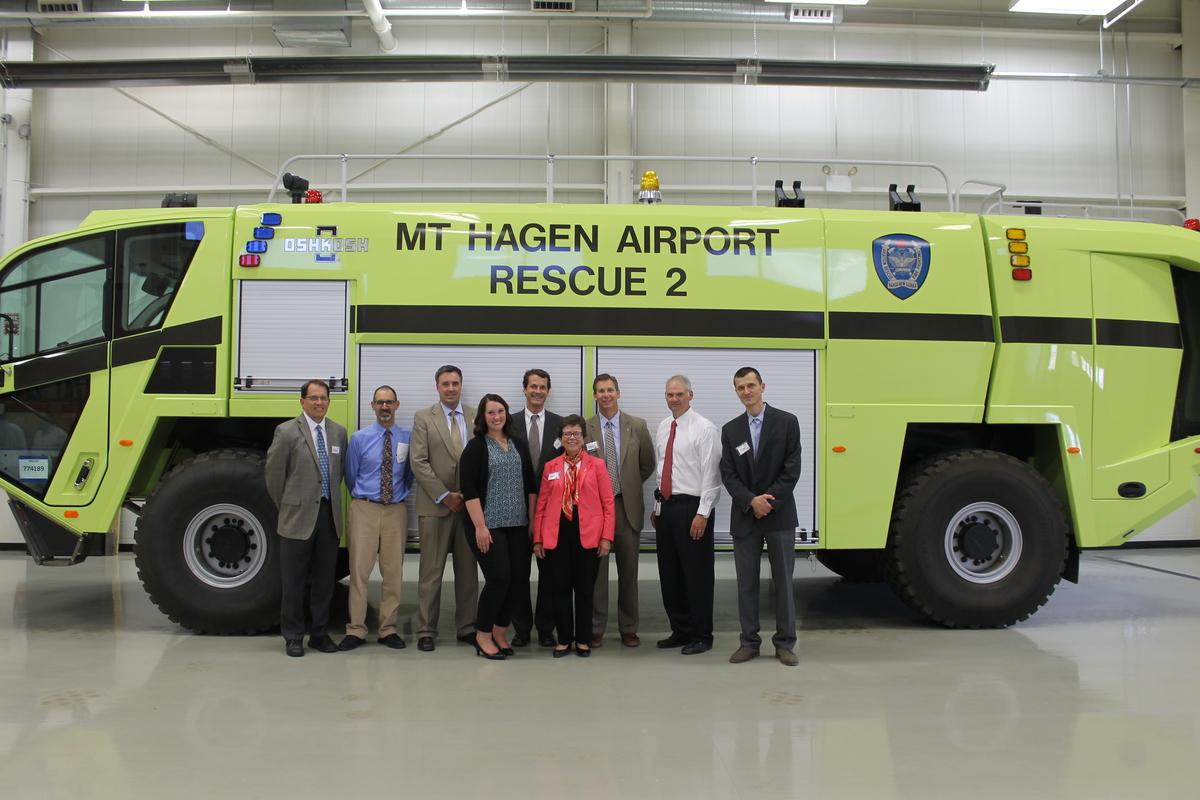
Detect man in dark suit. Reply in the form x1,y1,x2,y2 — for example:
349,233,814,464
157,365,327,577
509,368,563,647
585,373,655,648
719,367,802,667
264,379,349,658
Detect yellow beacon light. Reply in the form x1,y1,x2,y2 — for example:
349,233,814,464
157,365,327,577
1006,228,1026,241
638,170,663,204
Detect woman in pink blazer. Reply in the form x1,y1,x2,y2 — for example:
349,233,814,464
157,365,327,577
533,414,616,657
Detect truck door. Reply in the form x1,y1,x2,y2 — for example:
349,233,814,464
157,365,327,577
1090,253,1179,499
0,222,205,511
0,233,113,506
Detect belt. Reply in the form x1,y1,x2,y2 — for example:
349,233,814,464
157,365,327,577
660,493,699,503
355,497,404,506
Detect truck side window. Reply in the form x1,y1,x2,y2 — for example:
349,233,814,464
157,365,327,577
0,234,111,362
117,222,203,337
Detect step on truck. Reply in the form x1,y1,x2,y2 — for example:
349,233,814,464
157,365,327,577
1,196,1198,632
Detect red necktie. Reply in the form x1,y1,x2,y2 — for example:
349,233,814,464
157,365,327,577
661,420,677,499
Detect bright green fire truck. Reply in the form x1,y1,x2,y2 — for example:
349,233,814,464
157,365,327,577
0,197,1196,633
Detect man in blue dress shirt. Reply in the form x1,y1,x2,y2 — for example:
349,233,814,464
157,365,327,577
339,385,415,651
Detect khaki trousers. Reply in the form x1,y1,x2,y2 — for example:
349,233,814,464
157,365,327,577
591,500,641,636
415,511,479,640
346,498,409,639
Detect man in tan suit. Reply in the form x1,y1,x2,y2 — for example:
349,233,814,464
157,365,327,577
585,373,655,648
264,380,348,658
410,365,479,651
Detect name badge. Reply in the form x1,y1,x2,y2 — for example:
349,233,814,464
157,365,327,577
331,445,341,455
736,442,751,456
585,441,599,452
394,442,409,462
547,471,561,481
553,438,562,450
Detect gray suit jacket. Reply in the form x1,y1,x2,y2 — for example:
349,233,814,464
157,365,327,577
585,411,656,529
265,413,348,540
719,404,801,538
410,402,476,517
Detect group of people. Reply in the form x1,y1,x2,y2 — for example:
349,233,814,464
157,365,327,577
264,364,802,667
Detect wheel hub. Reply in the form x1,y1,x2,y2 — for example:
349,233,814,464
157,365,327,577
958,519,1000,561
943,502,1023,584
184,503,268,588
206,519,256,568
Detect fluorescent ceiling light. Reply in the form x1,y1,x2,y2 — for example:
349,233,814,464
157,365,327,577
1009,1,1123,13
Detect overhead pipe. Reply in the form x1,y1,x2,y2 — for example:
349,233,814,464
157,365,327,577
360,0,399,53
0,55,995,90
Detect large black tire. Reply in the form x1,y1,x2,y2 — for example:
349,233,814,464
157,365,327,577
885,449,1069,629
134,450,281,634
815,548,887,583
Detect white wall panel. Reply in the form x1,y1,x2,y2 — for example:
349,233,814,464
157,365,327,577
23,22,1187,234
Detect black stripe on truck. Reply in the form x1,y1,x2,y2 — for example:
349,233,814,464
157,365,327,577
357,305,826,340
15,343,109,390
1096,319,1182,349
999,316,1092,345
111,316,224,369
829,312,994,342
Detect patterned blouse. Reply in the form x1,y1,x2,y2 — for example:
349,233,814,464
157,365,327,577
484,436,528,528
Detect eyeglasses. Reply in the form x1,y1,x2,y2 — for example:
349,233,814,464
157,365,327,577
373,400,397,407
304,396,330,402
560,432,585,439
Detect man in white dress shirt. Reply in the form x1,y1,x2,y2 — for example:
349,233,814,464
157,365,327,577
651,374,721,655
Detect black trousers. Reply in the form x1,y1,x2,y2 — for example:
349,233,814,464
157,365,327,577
279,498,339,641
511,547,556,638
467,525,531,633
655,495,715,645
545,511,600,646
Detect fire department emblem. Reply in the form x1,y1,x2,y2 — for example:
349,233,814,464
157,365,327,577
872,234,930,300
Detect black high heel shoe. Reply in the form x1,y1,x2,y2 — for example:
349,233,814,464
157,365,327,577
498,645,515,657
472,636,507,660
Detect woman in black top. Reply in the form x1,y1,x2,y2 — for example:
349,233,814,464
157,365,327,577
460,393,538,659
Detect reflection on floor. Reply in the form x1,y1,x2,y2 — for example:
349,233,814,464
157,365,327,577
1,549,1199,799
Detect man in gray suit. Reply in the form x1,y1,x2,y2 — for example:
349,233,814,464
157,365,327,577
265,379,348,658
410,365,479,652
509,368,563,647
585,373,655,648
719,367,802,667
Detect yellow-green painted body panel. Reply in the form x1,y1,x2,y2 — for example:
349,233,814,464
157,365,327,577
2,203,1200,563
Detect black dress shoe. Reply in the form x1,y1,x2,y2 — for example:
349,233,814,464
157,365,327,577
511,633,530,648
472,638,507,660
681,641,712,655
656,632,689,649
538,634,557,648
417,636,435,652
379,634,406,649
552,645,572,658
576,646,590,658
285,639,304,658
309,635,338,653
337,635,366,651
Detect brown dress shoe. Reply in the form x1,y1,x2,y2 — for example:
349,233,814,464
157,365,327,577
620,633,640,647
729,645,760,663
417,636,435,652
775,647,799,667
589,634,603,648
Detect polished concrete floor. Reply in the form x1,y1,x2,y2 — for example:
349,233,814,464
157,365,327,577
1,548,1199,799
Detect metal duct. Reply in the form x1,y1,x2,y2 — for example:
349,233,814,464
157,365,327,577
0,54,995,90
